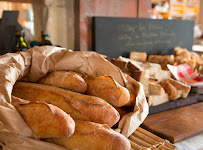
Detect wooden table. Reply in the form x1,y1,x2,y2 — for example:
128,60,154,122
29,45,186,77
142,102,203,143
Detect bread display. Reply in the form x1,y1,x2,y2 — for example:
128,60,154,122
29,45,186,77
85,76,130,107
12,82,120,127
110,52,192,107
11,96,75,138
39,71,87,93
45,120,131,150
157,47,203,77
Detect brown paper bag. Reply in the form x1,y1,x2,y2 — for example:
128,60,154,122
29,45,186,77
0,46,148,149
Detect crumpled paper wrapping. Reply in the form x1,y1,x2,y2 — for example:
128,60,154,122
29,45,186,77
0,46,148,149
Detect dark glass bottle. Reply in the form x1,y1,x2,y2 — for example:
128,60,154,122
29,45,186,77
41,31,52,46
13,30,28,52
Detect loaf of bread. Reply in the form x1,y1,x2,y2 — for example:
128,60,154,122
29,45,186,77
85,76,130,107
124,91,136,106
11,96,75,138
39,71,87,93
12,82,120,127
45,120,131,150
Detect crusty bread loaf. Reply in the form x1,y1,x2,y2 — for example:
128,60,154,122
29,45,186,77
11,96,75,138
39,71,87,93
124,91,136,106
45,120,131,150
129,51,147,62
85,76,130,107
12,82,120,127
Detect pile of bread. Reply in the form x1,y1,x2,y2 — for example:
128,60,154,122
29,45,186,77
129,47,203,76
111,48,191,106
11,71,135,150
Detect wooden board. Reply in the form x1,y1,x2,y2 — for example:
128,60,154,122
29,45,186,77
142,102,203,143
93,17,194,58
149,93,198,114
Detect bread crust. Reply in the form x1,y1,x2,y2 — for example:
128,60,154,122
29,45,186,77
12,82,120,127
12,96,75,138
85,76,130,107
45,120,131,150
39,71,87,93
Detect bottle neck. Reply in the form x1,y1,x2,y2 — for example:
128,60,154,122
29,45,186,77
42,35,50,41
41,33,52,45
14,33,28,52
16,36,25,42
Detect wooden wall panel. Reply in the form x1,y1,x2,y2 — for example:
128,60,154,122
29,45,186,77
138,0,151,18
199,0,203,32
79,0,139,51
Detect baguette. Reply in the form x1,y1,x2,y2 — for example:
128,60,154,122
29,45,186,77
12,82,120,127
39,71,87,93
124,91,136,106
45,120,131,150
85,76,130,107
11,96,75,138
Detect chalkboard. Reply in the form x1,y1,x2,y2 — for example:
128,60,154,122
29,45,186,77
93,17,194,58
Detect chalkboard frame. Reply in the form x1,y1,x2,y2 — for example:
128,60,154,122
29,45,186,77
93,17,194,58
